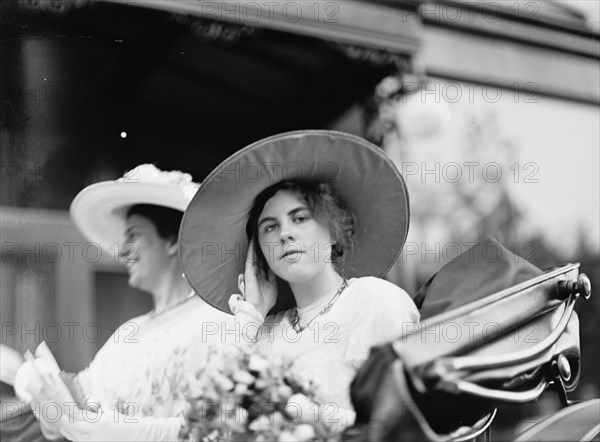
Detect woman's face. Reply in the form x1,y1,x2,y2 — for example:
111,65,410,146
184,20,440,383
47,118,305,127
121,214,174,291
257,190,334,284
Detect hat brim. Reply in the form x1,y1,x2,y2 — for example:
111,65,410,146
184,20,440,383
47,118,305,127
180,130,410,314
70,182,190,252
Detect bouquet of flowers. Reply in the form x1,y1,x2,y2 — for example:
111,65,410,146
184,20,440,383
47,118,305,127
179,345,339,442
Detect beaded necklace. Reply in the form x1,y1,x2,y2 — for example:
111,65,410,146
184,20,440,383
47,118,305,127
290,279,348,333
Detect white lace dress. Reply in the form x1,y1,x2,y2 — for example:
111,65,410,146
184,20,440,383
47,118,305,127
78,296,234,418
229,276,420,430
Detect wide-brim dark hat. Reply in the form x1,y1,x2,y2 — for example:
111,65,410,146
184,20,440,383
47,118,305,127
180,130,409,314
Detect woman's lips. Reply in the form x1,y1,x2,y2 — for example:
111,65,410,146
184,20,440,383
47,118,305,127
280,250,303,260
125,259,139,269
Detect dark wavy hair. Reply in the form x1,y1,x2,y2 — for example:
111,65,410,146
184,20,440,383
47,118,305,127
245,179,355,279
127,204,183,243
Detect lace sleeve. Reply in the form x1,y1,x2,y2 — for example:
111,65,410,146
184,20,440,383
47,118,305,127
228,294,266,347
75,324,117,396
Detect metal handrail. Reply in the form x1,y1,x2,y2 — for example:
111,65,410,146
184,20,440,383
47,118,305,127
427,291,577,379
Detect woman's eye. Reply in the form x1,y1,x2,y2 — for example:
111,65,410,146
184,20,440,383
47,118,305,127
294,214,309,223
126,232,139,242
264,224,277,233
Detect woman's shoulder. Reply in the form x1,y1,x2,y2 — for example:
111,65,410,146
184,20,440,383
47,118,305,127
115,311,152,330
344,277,419,321
347,276,410,298
174,298,236,337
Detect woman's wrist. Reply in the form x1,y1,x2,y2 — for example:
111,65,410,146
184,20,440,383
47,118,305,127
229,295,265,320
250,300,271,319
228,295,266,344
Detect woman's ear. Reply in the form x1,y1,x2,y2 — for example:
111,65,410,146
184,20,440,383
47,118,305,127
167,240,179,257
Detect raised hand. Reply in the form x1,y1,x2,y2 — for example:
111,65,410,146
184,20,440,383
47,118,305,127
238,240,278,318
15,358,74,440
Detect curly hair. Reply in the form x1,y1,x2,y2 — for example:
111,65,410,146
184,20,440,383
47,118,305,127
246,179,355,279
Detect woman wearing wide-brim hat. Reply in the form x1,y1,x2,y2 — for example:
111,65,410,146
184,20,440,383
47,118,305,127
181,130,420,430
16,164,233,441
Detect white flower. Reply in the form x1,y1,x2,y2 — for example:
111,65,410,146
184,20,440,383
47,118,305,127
285,394,317,424
254,379,268,389
278,430,299,442
117,164,195,188
249,415,271,432
271,411,284,425
234,383,248,395
233,369,255,385
182,182,199,203
293,424,316,441
277,384,293,400
184,376,204,398
248,354,270,373
212,372,234,391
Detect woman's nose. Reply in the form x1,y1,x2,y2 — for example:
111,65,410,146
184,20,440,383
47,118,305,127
119,242,133,259
279,223,295,244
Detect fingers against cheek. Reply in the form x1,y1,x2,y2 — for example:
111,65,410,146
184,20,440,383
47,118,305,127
246,241,255,262
238,274,246,295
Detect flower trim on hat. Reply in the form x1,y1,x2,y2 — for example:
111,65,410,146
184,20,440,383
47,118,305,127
117,163,192,186
116,164,200,203
181,184,200,204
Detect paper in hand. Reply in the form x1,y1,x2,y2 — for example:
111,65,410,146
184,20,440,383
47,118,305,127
33,341,61,374
13,343,66,404
18,342,96,411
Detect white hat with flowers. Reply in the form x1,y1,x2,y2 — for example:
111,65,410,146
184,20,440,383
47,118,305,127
70,164,199,252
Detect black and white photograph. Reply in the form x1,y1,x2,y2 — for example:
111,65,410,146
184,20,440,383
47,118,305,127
1,1,599,441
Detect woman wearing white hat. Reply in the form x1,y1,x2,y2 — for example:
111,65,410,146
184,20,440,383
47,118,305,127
17,164,233,441
180,131,420,431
